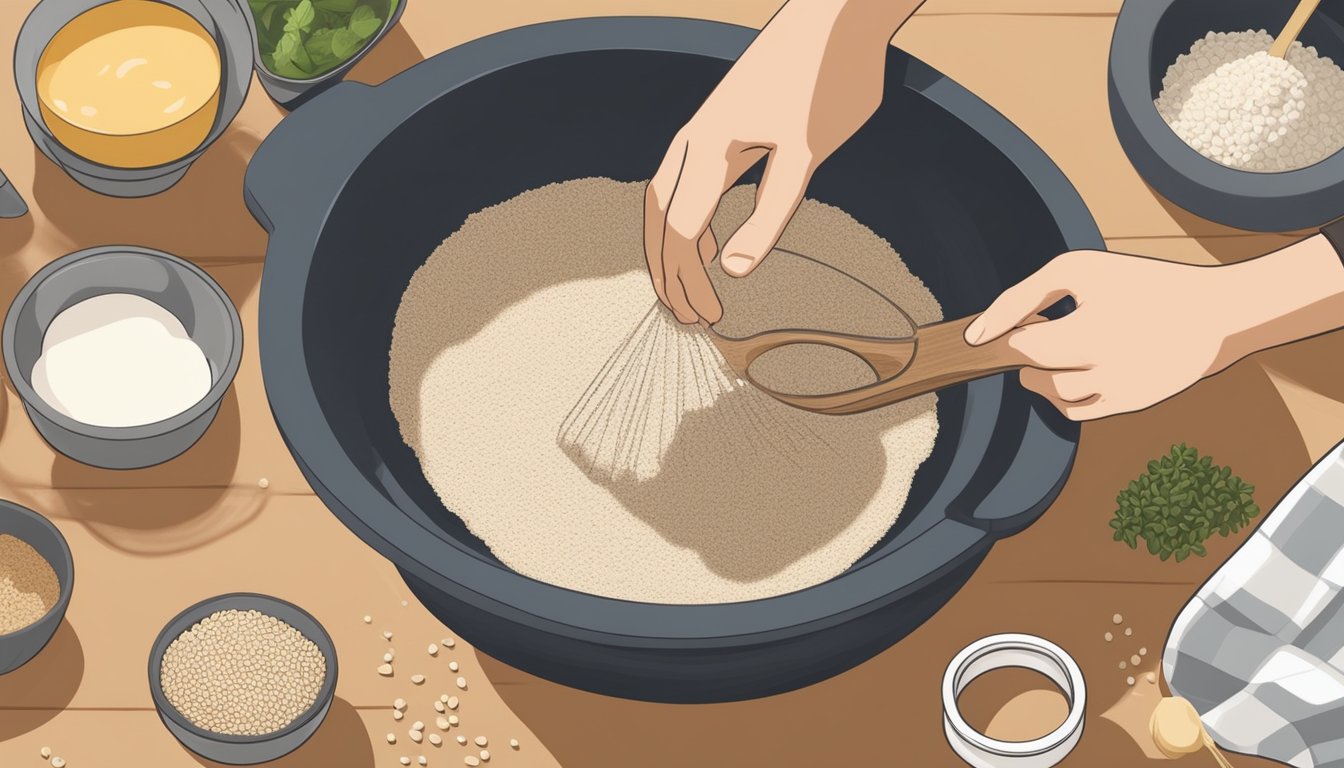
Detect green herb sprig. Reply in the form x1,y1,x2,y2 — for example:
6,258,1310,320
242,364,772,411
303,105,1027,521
1110,443,1259,562
249,0,389,80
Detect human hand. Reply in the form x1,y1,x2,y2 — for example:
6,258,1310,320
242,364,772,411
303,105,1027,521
962,250,1246,421
644,0,923,324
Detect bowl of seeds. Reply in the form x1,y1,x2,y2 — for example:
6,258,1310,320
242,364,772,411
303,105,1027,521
148,593,337,764
1110,0,1344,230
0,499,73,675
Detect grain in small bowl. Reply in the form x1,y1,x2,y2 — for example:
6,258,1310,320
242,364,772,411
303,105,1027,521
0,499,73,675
149,593,337,765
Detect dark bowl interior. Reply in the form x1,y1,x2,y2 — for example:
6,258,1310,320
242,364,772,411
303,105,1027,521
148,593,337,744
303,51,1073,567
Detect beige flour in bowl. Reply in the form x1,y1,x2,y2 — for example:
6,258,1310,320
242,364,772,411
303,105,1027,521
389,178,941,604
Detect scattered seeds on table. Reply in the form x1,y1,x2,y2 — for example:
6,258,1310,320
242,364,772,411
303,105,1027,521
1112,613,1123,625
435,700,446,713
449,661,460,672
1104,632,1113,642
440,694,450,703
364,615,372,624
1120,661,1128,670
412,674,426,685
402,600,409,606
41,747,51,759
449,715,460,726
385,631,394,640
395,698,407,711
385,652,395,663
400,758,411,766
447,696,459,710
395,711,405,721
510,739,520,750
1127,676,1136,686
1131,654,1142,665
388,733,397,744
456,676,467,690
1140,647,1148,656
443,637,455,648
480,750,490,762
475,736,488,747
259,477,270,489
437,716,450,730
419,758,428,766
379,663,394,676
429,643,439,656
1147,672,1157,683
411,730,424,744
457,735,468,745
412,721,424,731
465,757,480,767
1125,627,1133,637
429,733,443,746
51,759,66,768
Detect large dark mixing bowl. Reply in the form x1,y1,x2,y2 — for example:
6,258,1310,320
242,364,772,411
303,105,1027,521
246,17,1099,703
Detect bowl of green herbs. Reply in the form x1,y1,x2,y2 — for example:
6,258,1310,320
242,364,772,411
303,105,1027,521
246,0,405,107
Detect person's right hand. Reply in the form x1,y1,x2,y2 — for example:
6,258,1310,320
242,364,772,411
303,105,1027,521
644,0,923,324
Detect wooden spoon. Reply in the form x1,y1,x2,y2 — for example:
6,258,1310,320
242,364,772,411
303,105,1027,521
1270,0,1322,58
706,314,1030,416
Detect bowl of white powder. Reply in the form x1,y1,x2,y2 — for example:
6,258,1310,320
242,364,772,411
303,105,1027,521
148,593,336,764
3,245,242,469
1109,0,1344,230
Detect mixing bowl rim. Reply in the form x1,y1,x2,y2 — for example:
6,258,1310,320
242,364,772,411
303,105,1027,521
0,499,74,642
1,244,245,442
254,16,1097,643
146,591,339,745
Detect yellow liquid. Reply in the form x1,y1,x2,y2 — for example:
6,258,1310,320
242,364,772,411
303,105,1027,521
37,1,221,168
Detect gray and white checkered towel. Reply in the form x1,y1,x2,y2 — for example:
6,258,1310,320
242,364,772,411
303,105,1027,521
1165,439,1344,768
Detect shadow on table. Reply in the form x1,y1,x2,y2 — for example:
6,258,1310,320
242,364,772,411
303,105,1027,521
1151,193,1315,263
0,209,34,262
347,25,426,86
0,618,84,740
44,390,252,556
191,697,374,768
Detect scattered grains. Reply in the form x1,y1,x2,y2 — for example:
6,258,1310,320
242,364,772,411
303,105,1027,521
429,733,443,746
429,643,439,656
440,694,449,703
457,735,468,745
410,730,423,744
1131,654,1142,666
400,758,411,766
1104,632,1113,642
480,751,490,762
449,661,459,672
1140,647,1148,656
1120,661,1128,670
390,179,942,603
1157,30,1344,172
447,696,459,710
1125,628,1133,637
510,739,519,750
0,534,61,634
1127,676,1136,686
159,609,326,736
363,615,372,624
419,758,427,766
443,638,455,648
394,698,407,711
385,652,395,663
412,674,426,685
402,600,409,607
1147,672,1157,683
41,747,52,759
394,711,404,721
258,477,270,489
1113,614,1123,625
456,676,467,690
449,715,460,726
413,721,425,731
51,760,65,768
465,757,480,767
435,700,446,713
437,716,450,730
384,631,394,640
379,663,394,676
474,736,488,747
387,734,397,745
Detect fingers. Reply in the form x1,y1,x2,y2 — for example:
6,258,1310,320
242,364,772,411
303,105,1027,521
1002,318,1087,371
1018,368,1096,404
644,138,687,310
721,150,813,277
661,146,733,324
698,227,718,267
964,254,1083,345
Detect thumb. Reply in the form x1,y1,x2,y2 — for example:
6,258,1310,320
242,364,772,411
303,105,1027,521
721,151,812,277
965,257,1076,345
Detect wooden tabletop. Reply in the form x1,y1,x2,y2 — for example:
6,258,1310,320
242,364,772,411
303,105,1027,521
2,1,1341,766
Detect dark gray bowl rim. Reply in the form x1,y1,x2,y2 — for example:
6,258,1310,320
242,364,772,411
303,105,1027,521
12,0,253,173
0,499,74,640
1111,1,1344,189
147,592,338,745
248,0,406,85
250,17,1100,644
1,245,244,442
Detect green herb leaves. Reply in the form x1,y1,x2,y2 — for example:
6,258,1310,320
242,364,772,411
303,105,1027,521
1111,443,1259,562
253,0,388,80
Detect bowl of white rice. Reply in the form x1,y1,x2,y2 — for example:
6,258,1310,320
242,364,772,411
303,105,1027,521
1110,0,1344,230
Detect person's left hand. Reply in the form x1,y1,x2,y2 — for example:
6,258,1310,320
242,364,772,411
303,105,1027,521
963,250,1244,420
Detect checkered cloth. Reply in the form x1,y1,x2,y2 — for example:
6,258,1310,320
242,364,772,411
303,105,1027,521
1165,439,1344,768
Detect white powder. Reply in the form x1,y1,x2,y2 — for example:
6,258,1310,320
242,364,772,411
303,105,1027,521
1156,30,1344,172
32,293,211,427
390,178,941,604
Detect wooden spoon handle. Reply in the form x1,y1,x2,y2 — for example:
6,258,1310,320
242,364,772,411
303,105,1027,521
1271,0,1322,58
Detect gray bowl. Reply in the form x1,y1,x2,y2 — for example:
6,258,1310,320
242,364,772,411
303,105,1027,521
0,500,73,675
148,593,338,765
13,0,254,197
1110,0,1344,231
2,246,243,469
250,0,407,109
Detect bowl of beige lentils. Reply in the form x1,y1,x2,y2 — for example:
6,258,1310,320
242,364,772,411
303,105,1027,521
0,499,72,675
149,593,337,765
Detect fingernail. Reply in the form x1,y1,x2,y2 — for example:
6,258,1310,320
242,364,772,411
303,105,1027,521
721,254,754,276
964,317,985,344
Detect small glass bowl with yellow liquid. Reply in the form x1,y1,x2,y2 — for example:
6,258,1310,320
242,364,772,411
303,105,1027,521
15,0,255,196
